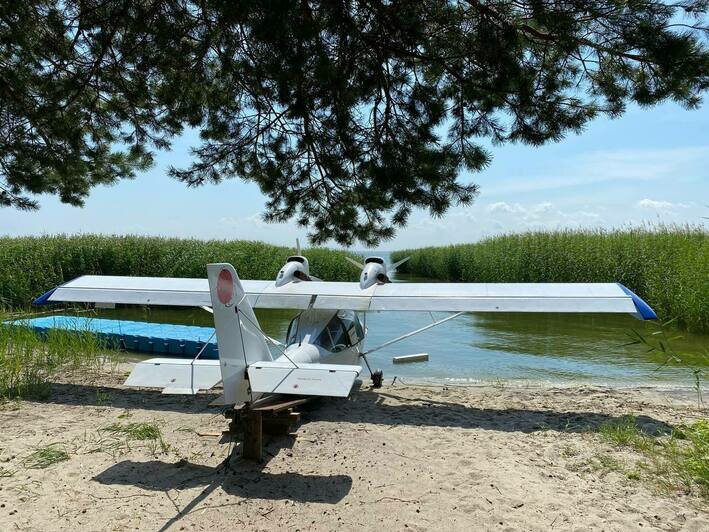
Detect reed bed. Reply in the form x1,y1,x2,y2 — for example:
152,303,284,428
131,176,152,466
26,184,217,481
0,236,359,399
0,314,107,400
392,226,709,333
0,235,361,309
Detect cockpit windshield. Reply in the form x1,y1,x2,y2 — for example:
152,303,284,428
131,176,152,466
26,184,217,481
285,311,364,351
314,311,364,351
315,315,350,351
338,310,364,345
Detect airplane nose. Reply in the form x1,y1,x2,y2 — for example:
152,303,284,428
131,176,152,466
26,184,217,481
360,263,388,289
276,262,310,286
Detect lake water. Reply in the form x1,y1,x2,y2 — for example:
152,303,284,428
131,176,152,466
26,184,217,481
87,255,708,388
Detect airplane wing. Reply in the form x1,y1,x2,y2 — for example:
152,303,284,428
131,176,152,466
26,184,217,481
35,275,250,307
34,274,656,319
248,280,656,319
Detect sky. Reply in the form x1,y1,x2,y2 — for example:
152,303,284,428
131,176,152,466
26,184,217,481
1,101,707,251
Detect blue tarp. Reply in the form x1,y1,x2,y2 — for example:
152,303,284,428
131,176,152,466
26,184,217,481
5,316,219,359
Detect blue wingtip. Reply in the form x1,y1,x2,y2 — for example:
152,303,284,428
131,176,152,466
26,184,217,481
618,284,657,320
33,287,58,306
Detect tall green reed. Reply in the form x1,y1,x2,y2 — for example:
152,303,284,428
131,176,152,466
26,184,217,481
392,225,709,333
0,235,361,309
0,314,107,400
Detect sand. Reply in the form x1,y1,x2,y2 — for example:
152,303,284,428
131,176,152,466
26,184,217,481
0,369,707,531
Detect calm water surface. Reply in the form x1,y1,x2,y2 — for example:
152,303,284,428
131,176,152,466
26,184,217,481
88,263,708,387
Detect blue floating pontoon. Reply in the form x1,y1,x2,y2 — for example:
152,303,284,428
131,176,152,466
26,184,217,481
5,316,219,359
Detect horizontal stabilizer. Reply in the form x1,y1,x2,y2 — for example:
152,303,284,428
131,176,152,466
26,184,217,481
125,358,221,395
247,361,361,398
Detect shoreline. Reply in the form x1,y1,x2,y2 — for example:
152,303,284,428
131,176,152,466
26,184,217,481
377,375,706,396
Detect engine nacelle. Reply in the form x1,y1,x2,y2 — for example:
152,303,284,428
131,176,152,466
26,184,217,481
360,256,389,289
275,255,311,286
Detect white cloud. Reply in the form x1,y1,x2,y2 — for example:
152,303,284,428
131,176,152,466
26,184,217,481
485,201,557,220
382,198,620,248
486,201,526,214
637,199,673,210
637,198,690,210
531,201,554,213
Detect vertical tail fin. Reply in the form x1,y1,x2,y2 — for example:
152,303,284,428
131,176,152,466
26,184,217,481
207,263,272,405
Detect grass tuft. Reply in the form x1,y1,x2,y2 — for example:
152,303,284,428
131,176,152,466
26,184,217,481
673,419,709,492
23,445,69,469
596,415,653,449
102,421,169,455
593,416,709,498
103,422,162,440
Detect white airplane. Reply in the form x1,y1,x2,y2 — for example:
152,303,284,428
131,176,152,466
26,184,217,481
34,249,657,407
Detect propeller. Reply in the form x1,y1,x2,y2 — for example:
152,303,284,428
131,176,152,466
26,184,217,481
275,238,322,286
345,256,365,269
294,238,322,281
346,255,410,273
390,255,411,272
293,269,312,282
346,254,411,288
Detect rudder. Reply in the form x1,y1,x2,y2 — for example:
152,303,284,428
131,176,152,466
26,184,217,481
207,263,272,405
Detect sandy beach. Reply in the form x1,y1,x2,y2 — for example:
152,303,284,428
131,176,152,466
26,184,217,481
0,368,707,531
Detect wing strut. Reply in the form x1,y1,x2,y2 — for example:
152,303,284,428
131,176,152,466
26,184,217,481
362,311,465,356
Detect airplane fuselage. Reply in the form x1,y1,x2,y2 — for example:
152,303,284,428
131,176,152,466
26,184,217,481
275,309,364,367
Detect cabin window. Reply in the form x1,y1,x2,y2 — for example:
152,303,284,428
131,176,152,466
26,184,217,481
315,315,351,351
286,315,300,345
338,310,363,345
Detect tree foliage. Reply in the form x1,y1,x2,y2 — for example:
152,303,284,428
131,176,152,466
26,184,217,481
1,1,707,245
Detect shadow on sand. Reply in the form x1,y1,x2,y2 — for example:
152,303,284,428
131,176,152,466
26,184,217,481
93,457,352,503
41,382,674,435
306,389,675,435
41,382,221,413
93,452,353,531
49,380,675,530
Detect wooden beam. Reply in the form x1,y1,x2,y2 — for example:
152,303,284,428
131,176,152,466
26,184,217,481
263,411,301,436
241,412,263,461
225,395,314,461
